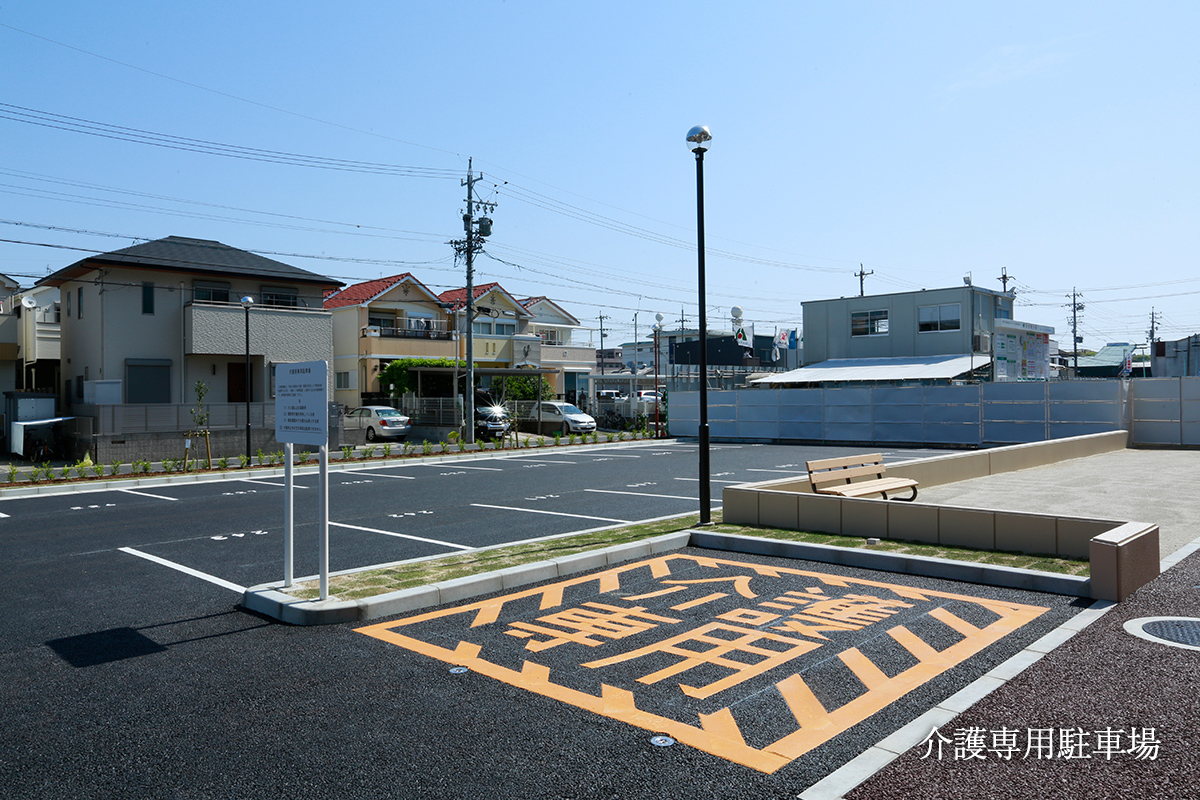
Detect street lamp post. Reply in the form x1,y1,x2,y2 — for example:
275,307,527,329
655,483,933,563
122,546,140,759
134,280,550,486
687,125,712,524
241,296,253,459
653,313,663,438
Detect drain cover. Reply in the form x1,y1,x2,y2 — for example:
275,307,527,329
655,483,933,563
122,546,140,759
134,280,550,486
449,666,469,674
1144,619,1200,647
650,736,675,747
1123,617,1200,652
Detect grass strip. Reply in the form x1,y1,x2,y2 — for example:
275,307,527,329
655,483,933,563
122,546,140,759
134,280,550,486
285,512,1090,600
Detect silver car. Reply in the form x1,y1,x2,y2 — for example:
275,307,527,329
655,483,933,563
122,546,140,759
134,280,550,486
345,405,412,441
539,401,596,434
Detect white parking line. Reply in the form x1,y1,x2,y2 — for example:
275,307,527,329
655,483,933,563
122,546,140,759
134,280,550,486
673,477,744,484
119,488,179,501
343,471,416,480
330,522,474,550
119,547,245,592
744,468,809,474
421,463,504,472
584,489,703,501
241,478,309,488
497,458,578,465
471,503,630,523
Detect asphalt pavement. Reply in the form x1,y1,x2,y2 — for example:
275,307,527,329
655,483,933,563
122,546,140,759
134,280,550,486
2,442,1197,799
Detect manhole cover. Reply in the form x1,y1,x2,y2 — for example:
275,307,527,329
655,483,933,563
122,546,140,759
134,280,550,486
650,736,675,747
449,666,469,674
1123,617,1200,651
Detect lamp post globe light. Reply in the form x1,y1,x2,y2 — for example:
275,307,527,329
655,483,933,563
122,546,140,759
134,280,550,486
687,125,712,524
241,295,253,460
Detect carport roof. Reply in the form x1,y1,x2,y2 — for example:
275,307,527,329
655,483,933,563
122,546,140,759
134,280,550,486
751,354,985,384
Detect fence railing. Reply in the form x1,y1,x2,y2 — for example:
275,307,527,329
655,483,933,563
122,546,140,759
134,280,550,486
77,402,275,435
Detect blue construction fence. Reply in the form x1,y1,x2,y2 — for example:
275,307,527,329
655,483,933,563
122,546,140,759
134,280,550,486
668,378,1200,447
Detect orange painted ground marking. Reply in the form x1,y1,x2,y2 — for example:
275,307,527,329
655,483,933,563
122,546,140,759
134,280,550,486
356,553,1050,774
670,591,727,611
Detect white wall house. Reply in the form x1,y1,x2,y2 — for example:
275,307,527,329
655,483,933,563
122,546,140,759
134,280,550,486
39,236,342,409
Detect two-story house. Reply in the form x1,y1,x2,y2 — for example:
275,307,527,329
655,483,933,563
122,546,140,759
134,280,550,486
323,273,457,408
519,296,594,405
11,284,61,393
437,282,539,390
38,235,342,459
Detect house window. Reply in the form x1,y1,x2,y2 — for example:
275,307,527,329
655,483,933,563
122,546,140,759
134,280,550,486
368,312,396,330
125,359,172,404
53,302,61,323
851,309,888,337
193,281,231,303
142,282,155,315
336,371,351,390
918,303,961,332
406,313,434,331
260,287,299,308
66,291,70,318
77,287,83,320
495,322,516,336
473,321,491,335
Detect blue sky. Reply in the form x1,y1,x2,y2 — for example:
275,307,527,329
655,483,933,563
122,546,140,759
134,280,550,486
2,2,1197,350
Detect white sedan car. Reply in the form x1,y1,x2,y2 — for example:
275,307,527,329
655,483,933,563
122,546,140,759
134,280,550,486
344,406,413,441
538,401,596,434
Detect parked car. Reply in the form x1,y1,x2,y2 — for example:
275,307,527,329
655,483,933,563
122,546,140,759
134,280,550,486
596,390,625,401
538,401,596,434
635,390,662,404
345,406,412,441
474,392,511,440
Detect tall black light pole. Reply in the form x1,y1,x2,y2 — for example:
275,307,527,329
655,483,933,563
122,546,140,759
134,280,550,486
241,295,253,459
688,125,712,524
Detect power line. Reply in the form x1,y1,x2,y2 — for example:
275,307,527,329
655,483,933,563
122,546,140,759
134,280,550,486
0,103,463,178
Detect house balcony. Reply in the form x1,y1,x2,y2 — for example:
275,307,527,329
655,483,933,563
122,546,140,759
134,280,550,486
184,300,332,356
540,344,596,369
362,321,451,340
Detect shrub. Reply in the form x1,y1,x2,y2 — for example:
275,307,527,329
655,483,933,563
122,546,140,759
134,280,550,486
341,445,354,460
217,456,229,470
381,444,392,458
238,454,250,469
299,450,313,464
421,440,433,456
109,459,122,477
553,432,562,446
6,463,17,483
363,445,376,459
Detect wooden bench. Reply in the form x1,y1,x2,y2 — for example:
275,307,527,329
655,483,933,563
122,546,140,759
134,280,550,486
806,453,919,501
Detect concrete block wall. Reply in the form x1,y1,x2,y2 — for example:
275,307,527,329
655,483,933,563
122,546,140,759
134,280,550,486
721,433,1157,601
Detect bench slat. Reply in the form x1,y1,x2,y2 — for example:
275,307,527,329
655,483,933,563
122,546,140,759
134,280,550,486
806,453,883,471
806,452,918,501
808,463,887,487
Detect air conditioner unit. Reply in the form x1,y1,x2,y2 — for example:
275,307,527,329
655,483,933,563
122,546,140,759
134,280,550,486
364,326,381,337
973,332,992,353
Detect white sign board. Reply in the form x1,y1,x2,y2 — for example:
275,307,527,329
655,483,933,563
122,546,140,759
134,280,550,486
275,361,329,446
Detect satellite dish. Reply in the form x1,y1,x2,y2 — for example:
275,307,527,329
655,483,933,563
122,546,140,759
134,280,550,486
20,296,36,309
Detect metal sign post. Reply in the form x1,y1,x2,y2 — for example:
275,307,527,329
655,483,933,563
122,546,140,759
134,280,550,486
274,361,330,599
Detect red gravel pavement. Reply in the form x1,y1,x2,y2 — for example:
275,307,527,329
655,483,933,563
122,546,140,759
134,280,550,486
846,544,1200,800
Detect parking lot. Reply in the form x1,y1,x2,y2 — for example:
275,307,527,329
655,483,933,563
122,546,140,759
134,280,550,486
11,439,1092,800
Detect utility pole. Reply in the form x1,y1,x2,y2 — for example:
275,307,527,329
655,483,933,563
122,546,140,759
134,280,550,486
631,312,639,401
855,263,873,297
1068,288,1084,375
1148,307,1160,344
449,158,495,443
999,266,1014,292
598,314,608,375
